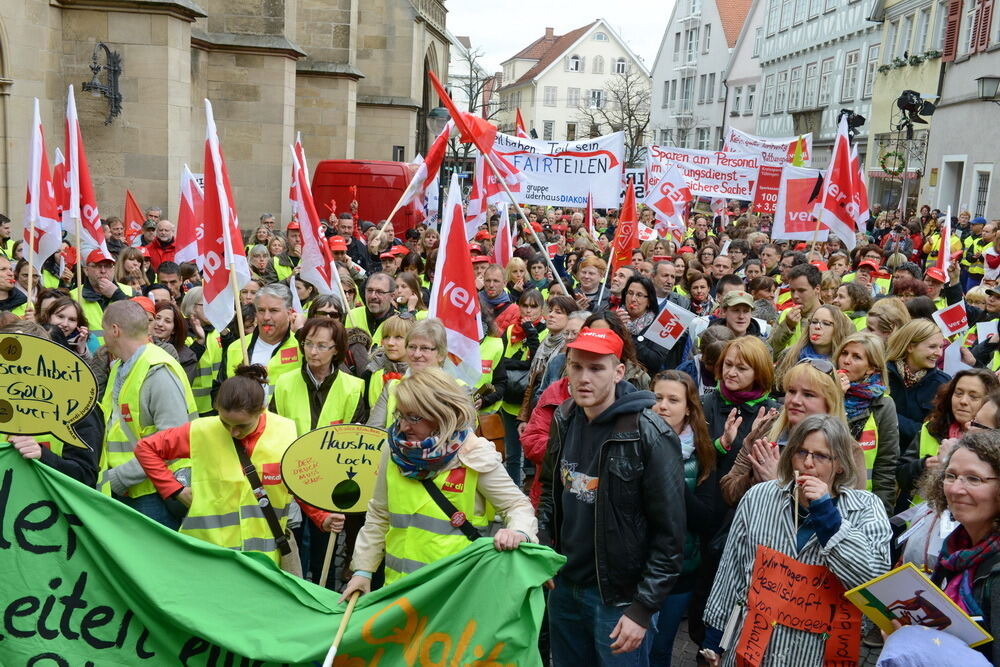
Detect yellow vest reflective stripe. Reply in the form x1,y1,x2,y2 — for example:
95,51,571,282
477,336,505,414
181,414,297,564
371,310,428,345
964,236,987,274
383,462,492,584
272,257,293,281
188,332,223,416
857,412,878,490
273,369,365,436
98,345,197,498
223,333,301,387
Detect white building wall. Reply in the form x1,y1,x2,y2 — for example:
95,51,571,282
724,0,765,135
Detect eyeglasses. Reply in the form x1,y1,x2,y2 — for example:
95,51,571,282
943,472,1000,488
394,412,424,424
808,319,835,328
303,341,336,352
795,357,835,375
366,288,392,297
969,420,997,431
793,449,835,464
406,344,437,354
625,290,649,300
315,310,341,319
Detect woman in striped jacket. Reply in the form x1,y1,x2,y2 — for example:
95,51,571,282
704,414,891,666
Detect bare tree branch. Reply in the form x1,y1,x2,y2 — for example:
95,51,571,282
574,67,651,166
448,45,502,164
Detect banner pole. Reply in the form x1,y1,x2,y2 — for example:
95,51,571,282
595,255,613,307
74,217,83,292
321,591,361,667
318,529,340,589
479,152,568,295
229,267,249,366
26,221,35,308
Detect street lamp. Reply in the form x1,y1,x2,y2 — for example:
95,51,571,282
426,106,450,137
976,76,1000,106
81,42,123,125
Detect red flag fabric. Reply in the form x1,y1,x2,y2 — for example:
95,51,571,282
515,109,529,139
850,144,869,230
427,173,483,385
610,182,639,273
428,70,497,155
398,120,453,208
123,190,145,246
813,115,859,251
64,85,111,260
645,162,691,242
493,204,513,267
174,165,204,268
23,98,62,270
201,99,251,332
52,148,68,223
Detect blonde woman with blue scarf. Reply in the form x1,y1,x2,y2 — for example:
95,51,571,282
341,367,537,600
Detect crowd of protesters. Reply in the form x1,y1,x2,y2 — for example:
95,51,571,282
6,197,1000,667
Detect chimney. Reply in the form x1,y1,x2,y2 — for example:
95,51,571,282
545,27,554,39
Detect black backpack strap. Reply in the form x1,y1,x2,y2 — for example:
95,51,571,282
231,437,291,556
421,479,482,542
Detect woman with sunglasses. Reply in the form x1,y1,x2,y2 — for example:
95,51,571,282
706,415,891,667
721,358,866,506
341,368,536,599
897,368,999,510
832,332,899,514
773,304,854,392
917,431,1000,665
886,319,950,450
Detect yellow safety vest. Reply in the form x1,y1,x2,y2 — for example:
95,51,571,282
189,332,224,416
71,284,135,344
223,331,301,387
501,325,549,415
478,336,505,414
857,412,878,491
98,344,197,498
344,305,371,335
964,236,987,276
273,368,364,436
911,424,944,505
181,414,298,565
272,256,293,282
383,461,493,584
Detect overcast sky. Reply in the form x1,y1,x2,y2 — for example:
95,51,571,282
445,1,673,74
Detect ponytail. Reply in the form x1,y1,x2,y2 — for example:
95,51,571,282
215,364,269,413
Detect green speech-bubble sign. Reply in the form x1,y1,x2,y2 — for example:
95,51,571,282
0,334,98,450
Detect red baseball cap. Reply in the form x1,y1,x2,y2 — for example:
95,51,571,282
328,236,348,252
857,259,880,272
679,246,695,254
567,328,624,358
811,260,830,272
475,230,492,241
925,266,947,283
86,249,114,265
130,296,155,315
390,245,410,256
286,221,300,231
468,243,482,253
530,222,543,232
379,251,395,260
471,255,492,264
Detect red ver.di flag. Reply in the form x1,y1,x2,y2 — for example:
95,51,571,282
610,182,639,273
933,301,969,338
428,174,483,385
646,299,697,350
771,166,824,242
23,98,62,273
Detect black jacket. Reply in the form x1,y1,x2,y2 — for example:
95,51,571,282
701,388,779,476
932,549,1000,665
886,362,950,449
537,385,686,627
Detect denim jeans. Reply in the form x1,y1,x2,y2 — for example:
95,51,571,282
116,492,181,531
549,575,657,666
649,590,693,665
501,409,523,487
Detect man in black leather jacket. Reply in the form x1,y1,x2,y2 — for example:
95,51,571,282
538,327,685,665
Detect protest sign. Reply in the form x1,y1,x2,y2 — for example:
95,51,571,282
645,298,697,350
737,545,860,667
622,167,647,200
723,128,813,165
845,562,992,647
751,164,783,215
932,301,970,338
943,341,973,376
492,131,625,208
771,165,826,242
646,145,759,199
281,424,385,513
0,443,563,665
0,334,97,449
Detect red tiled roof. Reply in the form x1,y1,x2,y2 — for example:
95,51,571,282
500,22,597,90
718,0,753,48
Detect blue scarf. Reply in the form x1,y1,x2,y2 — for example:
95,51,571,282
844,372,887,421
480,289,511,309
797,342,828,362
387,422,470,480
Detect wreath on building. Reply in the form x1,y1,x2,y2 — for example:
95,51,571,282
880,151,906,176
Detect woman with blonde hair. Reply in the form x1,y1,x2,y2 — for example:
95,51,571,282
819,271,841,305
773,304,854,392
887,318,950,449
865,296,911,342
114,247,148,289
504,257,529,301
833,332,899,513
707,415,891,666
341,367,536,597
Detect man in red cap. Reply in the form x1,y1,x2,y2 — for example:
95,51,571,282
285,221,302,269
72,250,132,344
540,327,684,665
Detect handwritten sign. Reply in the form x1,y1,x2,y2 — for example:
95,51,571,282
0,334,97,449
723,128,813,165
646,145,759,199
280,423,384,512
737,545,860,667
751,164,784,215
845,562,993,647
932,301,970,338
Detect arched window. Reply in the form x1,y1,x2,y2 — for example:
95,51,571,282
614,58,627,74
568,55,582,71
594,32,608,41
593,56,605,74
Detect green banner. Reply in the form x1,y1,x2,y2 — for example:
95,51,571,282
0,443,563,665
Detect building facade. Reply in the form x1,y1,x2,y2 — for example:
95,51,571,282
494,19,650,147
755,0,880,165
650,0,753,149
0,0,449,227
723,0,766,136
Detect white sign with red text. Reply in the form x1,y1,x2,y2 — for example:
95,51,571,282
646,146,759,199
723,128,813,166
646,299,697,350
932,301,970,338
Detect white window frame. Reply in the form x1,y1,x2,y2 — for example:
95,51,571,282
774,69,789,111
593,56,605,74
803,61,818,107
544,86,557,107
819,57,835,105
746,84,756,113
788,66,802,109
594,31,608,41
568,55,582,72
763,74,776,114
614,58,627,74
972,164,994,217
703,24,712,52
841,49,859,102
916,7,931,53
567,87,581,108
566,122,577,141
543,120,554,140
898,14,914,58
863,44,879,98
589,89,605,108
733,86,743,114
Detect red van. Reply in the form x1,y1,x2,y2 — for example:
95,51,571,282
310,160,419,239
